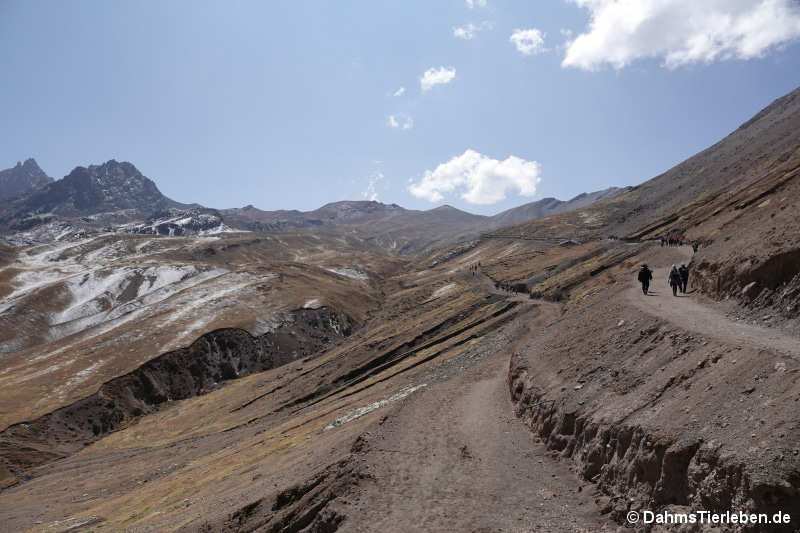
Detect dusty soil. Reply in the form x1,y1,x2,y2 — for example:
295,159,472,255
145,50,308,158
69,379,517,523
335,334,617,533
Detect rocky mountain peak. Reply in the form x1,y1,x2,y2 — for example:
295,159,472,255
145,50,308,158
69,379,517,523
0,158,53,201
0,160,181,232
38,159,174,214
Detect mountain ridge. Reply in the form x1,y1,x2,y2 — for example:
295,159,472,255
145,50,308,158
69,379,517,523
0,158,52,201
0,157,625,248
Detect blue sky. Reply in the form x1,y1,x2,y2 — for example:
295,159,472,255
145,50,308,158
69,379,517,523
2,1,800,215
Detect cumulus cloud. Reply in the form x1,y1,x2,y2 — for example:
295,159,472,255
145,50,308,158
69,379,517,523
453,21,493,40
362,172,385,202
510,28,546,55
563,0,800,70
466,0,487,8
387,113,413,130
408,149,541,205
393,86,406,97
420,66,457,91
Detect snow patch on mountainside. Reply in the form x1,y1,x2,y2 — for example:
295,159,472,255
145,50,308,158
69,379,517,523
431,283,456,299
326,267,368,280
52,265,205,325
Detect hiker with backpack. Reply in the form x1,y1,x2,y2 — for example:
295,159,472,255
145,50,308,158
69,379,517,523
669,265,682,296
679,264,689,294
638,264,653,295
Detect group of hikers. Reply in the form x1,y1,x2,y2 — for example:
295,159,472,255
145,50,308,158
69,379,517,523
469,263,480,276
662,234,708,254
660,235,683,247
637,263,690,296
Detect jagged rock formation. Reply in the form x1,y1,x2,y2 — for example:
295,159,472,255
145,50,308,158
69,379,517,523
0,159,52,201
2,160,179,220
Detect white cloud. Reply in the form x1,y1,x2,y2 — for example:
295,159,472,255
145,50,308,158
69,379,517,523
408,149,541,205
454,23,479,40
387,113,413,130
419,66,457,91
393,86,406,97
466,0,487,8
510,28,546,55
563,0,800,70
453,21,494,40
362,172,385,202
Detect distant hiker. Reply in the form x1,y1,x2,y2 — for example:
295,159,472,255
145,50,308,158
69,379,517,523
669,265,682,297
692,241,699,253
679,264,689,293
638,264,653,295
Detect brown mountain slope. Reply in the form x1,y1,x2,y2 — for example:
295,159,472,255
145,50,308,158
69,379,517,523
487,187,625,229
495,86,800,242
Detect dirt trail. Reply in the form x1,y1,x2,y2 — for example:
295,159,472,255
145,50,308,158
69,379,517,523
460,267,532,303
342,317,616,532
627,246,800,358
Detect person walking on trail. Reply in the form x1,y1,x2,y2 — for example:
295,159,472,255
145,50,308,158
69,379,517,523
679,264,689,294
669,265,682,296
638,264,653,295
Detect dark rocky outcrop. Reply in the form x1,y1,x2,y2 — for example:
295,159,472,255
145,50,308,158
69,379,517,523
0,306,353,486
0,159,53,201
118,207,229,236
0,160,187,232
11,160,176,216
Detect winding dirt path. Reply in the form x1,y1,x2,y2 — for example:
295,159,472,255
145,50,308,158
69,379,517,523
344,347,615,533
627,246,800,358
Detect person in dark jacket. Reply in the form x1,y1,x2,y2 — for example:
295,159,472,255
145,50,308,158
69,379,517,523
669,265,682,296
638,264,653,295
679,264,689,293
